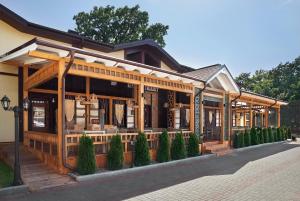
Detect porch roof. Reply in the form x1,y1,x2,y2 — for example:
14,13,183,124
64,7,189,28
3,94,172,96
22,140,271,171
0,38,205,88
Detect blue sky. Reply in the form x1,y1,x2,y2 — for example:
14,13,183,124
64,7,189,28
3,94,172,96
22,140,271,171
1,0,299,76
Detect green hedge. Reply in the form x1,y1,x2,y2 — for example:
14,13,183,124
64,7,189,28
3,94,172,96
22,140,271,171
187,133,200,157
257,128,263,144
250,127,258,145
134,132,150,166
157,130,170,162
107,135,124,170
171,133,186,160
244,129,251,147
268,127,274,142
287,128,292,139
239,132,245,148
233,132,244,149
77,134,96,175
233,132,239,148
263,128,268,143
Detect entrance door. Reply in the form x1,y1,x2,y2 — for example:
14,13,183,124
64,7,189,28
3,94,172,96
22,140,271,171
144,105,152,128
204,108,221,141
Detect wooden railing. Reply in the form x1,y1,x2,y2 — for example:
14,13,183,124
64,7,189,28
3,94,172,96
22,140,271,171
65,131,192,157
24,131,58,157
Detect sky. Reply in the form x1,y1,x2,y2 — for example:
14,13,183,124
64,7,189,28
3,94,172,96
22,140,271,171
1,0,299,76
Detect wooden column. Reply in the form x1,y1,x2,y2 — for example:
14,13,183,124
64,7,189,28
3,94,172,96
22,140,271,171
189,91,195,132
133,85,138,128
85,77,90,127
57,59,64,172
138,83,144,132
199,92,204,135
23,66,29,133
265,108,269,128
220,94,225,143
277,108,281,127
109,98,113,125
249,104,253,128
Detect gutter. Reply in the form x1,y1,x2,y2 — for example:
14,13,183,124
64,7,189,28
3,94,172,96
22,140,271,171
61,50,75,170
231,90,242,103
269,99,277,109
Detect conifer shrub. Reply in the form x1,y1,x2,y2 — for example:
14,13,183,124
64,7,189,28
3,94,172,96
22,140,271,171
282,128,287,140
233,132,239,148
107,135,124,170
257,128,263,144
171,133,187,160
157,130,170,162
239,132,245,148
263,128,268,143
268,127,274,143
187,133,200,157
244,129,251,147
134,132,150,166
273,128,278,142
287,128,292,139
77,134,96,175
277,128,283,141
250,127,258,145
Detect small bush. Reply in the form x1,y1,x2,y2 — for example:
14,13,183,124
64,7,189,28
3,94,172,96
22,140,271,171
263,128,268,143
268,127,274,143
250,127,258,145
77,134,96,175
134,132,150,166
233,132,239,148
171,133,187,160
187,133,200,157
157,130,170,162
273,128,278,142
239,132,245,148
257,128,263,144
107,135,124,170
244,129,251,147
287,128,292,139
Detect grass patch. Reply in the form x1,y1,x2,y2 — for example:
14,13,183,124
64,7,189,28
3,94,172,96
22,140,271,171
0,161,13,188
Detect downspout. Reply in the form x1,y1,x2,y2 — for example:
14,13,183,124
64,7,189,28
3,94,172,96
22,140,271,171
231,90,242,103
194,81,207,142
61,50,75,170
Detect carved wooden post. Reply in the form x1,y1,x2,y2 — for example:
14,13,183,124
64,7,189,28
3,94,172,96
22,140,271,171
138,83,144,132
57,59,64,172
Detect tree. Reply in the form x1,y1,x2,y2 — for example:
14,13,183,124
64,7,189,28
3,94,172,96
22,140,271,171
187,133,200,157
157,130,170,162
244,129,251,147
134,132,150,166
73,5,169,47
77,135,96,175
107,135,124,170
171,133,186,160
250,127,258,145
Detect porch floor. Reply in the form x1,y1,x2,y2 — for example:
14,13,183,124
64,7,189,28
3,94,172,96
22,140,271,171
0,143,75,191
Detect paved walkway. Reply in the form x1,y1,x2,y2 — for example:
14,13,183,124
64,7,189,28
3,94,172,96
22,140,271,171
127,144,300,201
1,142,299,201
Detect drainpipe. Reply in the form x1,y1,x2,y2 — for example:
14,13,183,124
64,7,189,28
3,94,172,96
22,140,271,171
231,90,242,104
61,50,75,170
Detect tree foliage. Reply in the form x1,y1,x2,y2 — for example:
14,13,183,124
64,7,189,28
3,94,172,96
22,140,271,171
187,133,200,157
107,135,124,170
235,57,300,102
244,129,251,147
157,130,170,162
77,135,96,175
134,132,151,166
73,5,169,47
171,133,186,160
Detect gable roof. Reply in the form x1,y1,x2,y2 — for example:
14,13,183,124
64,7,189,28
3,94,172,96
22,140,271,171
182,64,223,82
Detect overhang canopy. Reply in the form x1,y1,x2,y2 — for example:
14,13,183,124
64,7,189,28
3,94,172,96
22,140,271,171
0,38,205,88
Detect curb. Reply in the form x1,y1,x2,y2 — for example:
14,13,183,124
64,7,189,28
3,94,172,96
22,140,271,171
0,185,28,196
69,153,216,182
232,141,287,153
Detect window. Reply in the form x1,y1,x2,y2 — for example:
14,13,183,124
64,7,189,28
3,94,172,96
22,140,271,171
232,111,236,127
216,110,221,127
30,100,49,131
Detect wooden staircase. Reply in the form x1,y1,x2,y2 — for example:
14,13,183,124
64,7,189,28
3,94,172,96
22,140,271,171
203,141,232,156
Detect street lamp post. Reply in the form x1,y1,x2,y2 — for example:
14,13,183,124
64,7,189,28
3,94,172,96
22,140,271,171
0,95,29,186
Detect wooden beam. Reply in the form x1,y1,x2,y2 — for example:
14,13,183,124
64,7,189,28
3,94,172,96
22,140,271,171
25,62,58,90
265,108,269,128
190,91,195,132
109,98,113,125
86,77,90,127
57,59,64,172
249,104,253,128
277,108,281,127
138,83,144,132
28,50,61,61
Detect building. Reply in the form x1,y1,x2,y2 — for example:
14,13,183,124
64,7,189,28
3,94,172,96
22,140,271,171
0,4,287,173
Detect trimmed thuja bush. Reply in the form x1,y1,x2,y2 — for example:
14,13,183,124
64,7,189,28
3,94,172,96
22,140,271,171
239,132,245,148
171,133,186,160
157,130,170,162
268,127,274,143
273,128,278,142
244,129,251,147
233,132,239,148
250,127,258,145
107,135,124,170
287,128,292,139
77,134,96,175
134,132,150,166
263,128,268,143
187,133,200,157
277,128,283,141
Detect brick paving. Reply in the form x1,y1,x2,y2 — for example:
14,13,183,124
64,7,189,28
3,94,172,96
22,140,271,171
126,144,300,201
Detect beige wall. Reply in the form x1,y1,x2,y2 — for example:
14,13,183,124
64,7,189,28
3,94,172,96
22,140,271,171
161,61,177,73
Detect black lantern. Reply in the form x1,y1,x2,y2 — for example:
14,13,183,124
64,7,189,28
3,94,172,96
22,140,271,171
1,95,11,111
23,97,30,111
